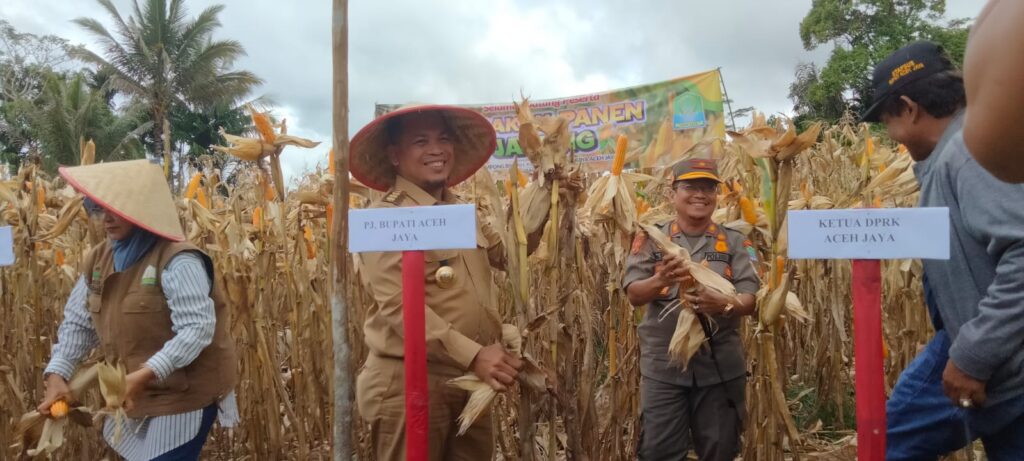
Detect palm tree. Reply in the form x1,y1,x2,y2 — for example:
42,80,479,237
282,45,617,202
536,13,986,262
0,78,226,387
30,72,152,171
71,0,262,180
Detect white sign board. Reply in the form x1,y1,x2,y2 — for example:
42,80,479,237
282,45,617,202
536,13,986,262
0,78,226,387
0,226,13,266
788,207,950,260
348,204,476,253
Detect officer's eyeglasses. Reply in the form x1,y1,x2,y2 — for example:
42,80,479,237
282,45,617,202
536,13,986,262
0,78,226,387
674,182,719,194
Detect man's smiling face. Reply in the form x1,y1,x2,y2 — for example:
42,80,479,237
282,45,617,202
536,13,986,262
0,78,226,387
389,111,455,194
672,178,719,222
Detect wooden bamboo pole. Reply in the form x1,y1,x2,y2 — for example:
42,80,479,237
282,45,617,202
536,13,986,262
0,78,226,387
330,0,353,459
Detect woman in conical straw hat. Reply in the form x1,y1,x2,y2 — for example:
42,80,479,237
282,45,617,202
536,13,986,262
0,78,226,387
352,104,566,461
38,159,238,461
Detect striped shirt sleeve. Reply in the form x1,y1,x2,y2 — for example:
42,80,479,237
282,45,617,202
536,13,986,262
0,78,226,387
143,252,216,382
44,276,100,380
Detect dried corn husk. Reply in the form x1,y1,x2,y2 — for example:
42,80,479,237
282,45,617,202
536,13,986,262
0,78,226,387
212,130,276,161
639,223,737,367
450,325,549,436
449,376,498,436
518,181,551,235
34,195,83,242
669,302,706,370
639,223,737,296
756,268,809,327
293,189,329,205
96,361,128,445
729,114,822,161
514,99,543,170
581,170,654,234
515,97,570,173
16,364,99,457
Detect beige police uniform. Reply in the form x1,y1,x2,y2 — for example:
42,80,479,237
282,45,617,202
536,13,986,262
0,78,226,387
624,220,760,461
356,176,504,461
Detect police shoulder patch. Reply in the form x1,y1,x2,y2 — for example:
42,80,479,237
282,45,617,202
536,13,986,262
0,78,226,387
742,238,758,262
630,232,647,255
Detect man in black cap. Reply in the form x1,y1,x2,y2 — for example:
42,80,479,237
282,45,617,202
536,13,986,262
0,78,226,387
622,158,760,461
865,41,1024,460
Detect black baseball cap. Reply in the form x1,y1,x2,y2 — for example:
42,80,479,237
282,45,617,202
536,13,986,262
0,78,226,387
860,41,956,123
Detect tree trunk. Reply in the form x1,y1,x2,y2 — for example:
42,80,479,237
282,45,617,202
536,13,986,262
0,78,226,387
152,106,164,166
331,0,354,460
163,116,172,182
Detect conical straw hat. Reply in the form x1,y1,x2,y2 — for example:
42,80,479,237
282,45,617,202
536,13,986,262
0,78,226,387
59,160,185,242
350,104,497,191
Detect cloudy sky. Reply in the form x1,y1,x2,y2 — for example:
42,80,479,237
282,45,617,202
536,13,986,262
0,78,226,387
1,0,981,184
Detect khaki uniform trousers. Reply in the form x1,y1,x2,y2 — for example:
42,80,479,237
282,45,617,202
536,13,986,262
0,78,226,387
357,354,492,461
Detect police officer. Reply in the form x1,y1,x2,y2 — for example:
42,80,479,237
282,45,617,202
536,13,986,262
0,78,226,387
350,104,537,461
623,158,760,461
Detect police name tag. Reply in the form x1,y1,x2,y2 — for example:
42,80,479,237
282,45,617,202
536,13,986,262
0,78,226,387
788,207,950,260
348,204,476,253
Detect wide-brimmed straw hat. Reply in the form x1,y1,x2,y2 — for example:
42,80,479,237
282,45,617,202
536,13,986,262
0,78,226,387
59,159,185,242
350,104,496,191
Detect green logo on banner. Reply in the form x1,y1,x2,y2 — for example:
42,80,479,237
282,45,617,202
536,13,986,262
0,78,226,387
673,92,707,130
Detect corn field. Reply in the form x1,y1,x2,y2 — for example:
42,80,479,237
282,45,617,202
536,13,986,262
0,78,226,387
1,110,982,460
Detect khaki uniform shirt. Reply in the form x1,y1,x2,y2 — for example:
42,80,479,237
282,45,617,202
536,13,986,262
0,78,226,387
358,176,504,372
623,220,760,387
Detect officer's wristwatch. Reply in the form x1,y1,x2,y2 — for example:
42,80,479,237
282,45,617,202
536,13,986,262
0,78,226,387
722,297,740,317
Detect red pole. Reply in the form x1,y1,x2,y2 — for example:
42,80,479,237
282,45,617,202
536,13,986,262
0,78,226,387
401,250,429,460
852,259,885,460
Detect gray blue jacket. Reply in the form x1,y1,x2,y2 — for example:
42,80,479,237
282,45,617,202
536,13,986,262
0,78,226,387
914,111,1024,411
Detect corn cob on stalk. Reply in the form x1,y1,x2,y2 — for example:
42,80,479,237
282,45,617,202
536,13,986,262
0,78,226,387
211,107,320,199
185,173,203,200
583,134,655,234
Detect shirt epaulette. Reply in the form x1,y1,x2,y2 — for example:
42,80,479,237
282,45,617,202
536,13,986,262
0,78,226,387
381,190,407,205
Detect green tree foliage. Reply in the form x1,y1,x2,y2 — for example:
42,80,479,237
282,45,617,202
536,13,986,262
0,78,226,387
0,20,69,170
790,0,970,123
30,73,152,171
71,0,263,180
171,102,253,174
0,21,153,173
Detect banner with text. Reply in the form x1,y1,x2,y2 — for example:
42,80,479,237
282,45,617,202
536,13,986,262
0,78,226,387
375,69,726,174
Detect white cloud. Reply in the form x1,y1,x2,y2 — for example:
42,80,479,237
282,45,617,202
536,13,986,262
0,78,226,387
1,0,983,184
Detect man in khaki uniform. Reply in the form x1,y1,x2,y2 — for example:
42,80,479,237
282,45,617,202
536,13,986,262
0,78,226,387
349,104,525,461
623,159,761,461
